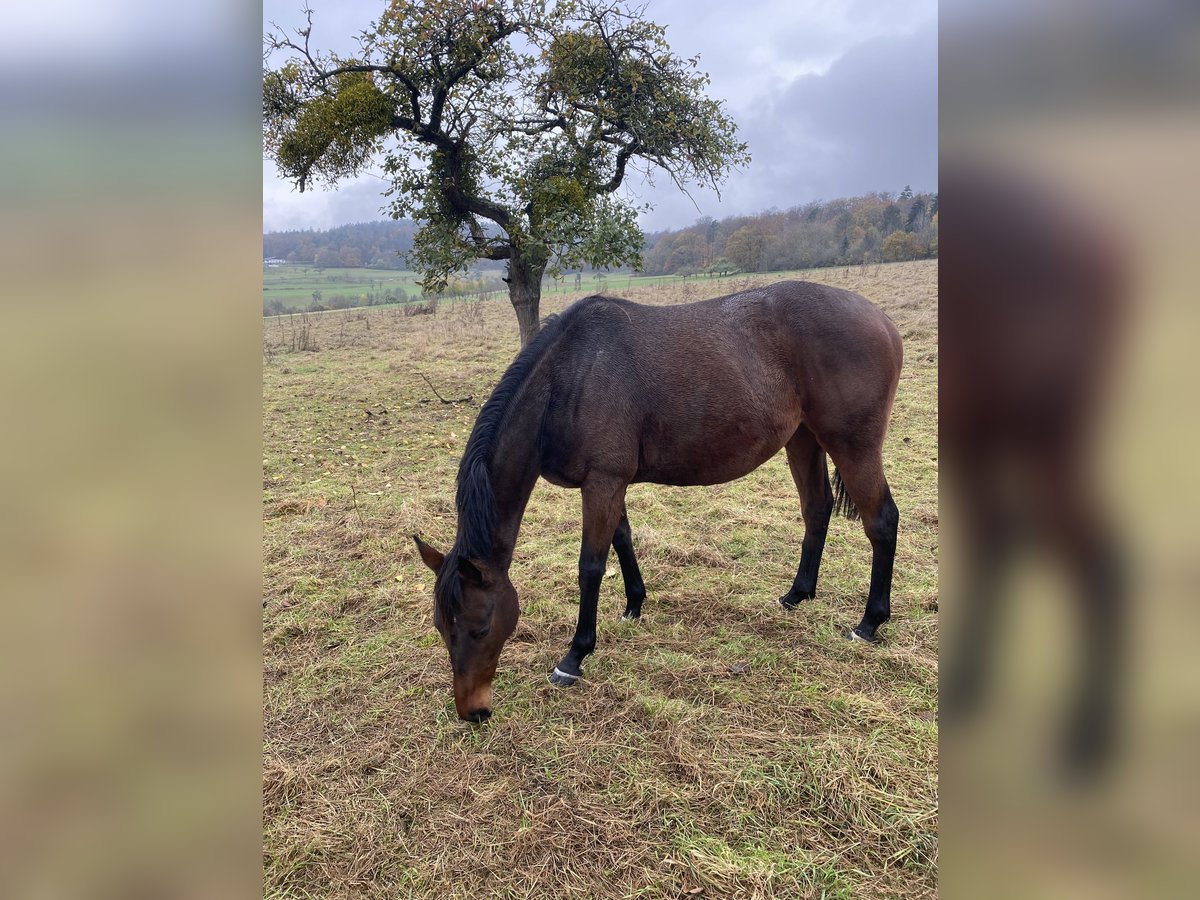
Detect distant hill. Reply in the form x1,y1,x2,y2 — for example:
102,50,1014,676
640,188,937,277
263,188,937,276
263,220,419,269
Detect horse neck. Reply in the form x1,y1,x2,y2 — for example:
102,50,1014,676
481,387,545,570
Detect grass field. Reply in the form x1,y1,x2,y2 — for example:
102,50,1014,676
263,266,429,309
261,263,884,312
262,259,939,899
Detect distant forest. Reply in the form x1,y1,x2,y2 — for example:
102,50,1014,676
641,187,937,276
263,186,937,277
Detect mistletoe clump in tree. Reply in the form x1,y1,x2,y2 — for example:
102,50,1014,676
264,0,749,345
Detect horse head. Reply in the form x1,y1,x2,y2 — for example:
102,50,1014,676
414,535,519,722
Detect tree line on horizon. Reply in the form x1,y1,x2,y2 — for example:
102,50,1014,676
641,186,937,276
264,186,937,279
263,219,420,270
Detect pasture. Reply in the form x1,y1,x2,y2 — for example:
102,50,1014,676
262,260,939,899
263,266,428,310
262,263,821,313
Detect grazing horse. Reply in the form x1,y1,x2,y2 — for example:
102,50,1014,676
415,281,903,722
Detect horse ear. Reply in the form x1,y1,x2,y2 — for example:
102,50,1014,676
458,557,488,586
412,535,445,572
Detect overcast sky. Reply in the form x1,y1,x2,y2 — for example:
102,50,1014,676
262,0,937,233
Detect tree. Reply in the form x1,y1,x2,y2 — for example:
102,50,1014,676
698,215,718,268
899,184,914,201
725,224,766,272
264,0,748,345
314,246,341,268
856,225,882,262
905,197,927,232
665,231,703,273
704,257,737,277
881,203,903,235
882,230,922,262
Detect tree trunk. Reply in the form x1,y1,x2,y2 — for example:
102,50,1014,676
507,251,545,348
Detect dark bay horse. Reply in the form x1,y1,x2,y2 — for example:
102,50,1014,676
415,281,903,722
940,162,1128,772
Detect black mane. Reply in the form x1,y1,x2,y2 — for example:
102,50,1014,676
435,297,607,622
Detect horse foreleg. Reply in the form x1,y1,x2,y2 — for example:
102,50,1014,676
550,480,627,686
941,461,1018,722
612,504,647,619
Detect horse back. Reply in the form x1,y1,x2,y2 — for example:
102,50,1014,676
537,283,901,487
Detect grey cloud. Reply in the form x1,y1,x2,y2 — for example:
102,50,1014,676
262,1,938,233
633,17,938,228
753,22,938,198
772,25,938,145
263,166,393,232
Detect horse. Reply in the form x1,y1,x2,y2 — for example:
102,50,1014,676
939,161,1128,773
414,280,903,722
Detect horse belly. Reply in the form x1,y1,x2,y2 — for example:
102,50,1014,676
634,410,797,486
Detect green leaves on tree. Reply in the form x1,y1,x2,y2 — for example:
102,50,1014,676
263,0,749,344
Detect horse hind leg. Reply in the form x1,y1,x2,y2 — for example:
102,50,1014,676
779,425,834,608
827,446,899,642
1032,455,1126,776
612,505,647,619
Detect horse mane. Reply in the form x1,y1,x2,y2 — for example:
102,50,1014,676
435,296,606,623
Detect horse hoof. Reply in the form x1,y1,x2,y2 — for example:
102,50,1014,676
848,627,878,644
779,596,802,610
621,609,641,621
549,667,580,687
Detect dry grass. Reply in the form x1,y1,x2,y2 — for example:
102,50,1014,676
262,260,939,899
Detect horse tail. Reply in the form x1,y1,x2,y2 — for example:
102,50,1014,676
832,468,860,520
